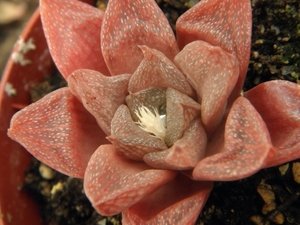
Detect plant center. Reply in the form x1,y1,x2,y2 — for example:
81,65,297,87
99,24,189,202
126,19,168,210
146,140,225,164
135,105,166,141
125,87,167,142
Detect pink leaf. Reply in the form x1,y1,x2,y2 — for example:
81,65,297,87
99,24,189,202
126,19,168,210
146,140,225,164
40,0,109,79
8,88,108,178
193,97,272,181
244,80,300,167
122,174,213,225
101,0,179,75
108,105,168,161
165,88,201,146
176,0,251,94
174,40,239,135
84,144,177,216
144,118,207,170
128,46,194,97
68,69,130,135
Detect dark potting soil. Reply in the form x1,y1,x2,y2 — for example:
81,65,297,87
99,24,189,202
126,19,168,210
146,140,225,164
24,156,300,225
22,0,300,224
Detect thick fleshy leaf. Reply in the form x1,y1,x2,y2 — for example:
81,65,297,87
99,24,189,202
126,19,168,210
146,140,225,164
68,69,130,135
122,174,213,225
40,0,109,79
193,97,272,181
174,40,239,135
128,46,194,97
144,118,207,170
165,88,201,146
176,0,251,93
244,80,300,167
8,88,108,178
101,0,179,75
108,105,168,161
84,144,177,216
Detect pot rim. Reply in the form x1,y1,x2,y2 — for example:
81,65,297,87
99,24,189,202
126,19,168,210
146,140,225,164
0,1,99,224
0,7,54,225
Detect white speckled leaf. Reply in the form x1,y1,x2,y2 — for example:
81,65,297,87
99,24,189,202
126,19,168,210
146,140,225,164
40,0,109,79
193,97,272,181
8,88,108,178
144,118,207,170
128,46,194,97
122,174,213,225
68,69,130,135
244,80,300,167
84,144,177,216
176,0,251,93
174,40,239,135
101,0,179,75
165,88,201,146
108,105,168,160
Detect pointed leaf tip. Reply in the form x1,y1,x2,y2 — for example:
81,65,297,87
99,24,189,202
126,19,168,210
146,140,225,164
128,46,194,97
193,97,272,181
40,0,109,79
8,88,108,178
68,69,131,135
174,40,239,134
176,0,251,94
101,0,179,75
245,80,300,167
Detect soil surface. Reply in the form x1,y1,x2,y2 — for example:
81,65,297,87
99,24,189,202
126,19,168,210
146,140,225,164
2,0,299,224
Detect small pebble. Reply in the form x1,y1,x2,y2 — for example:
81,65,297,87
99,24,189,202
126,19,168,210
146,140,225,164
278,163,289,176
97,218,107,225
250,215,270,225
262,202,276,215
252,51,259,59
271,25,280,35
51,182,64,195
292,162,300,184
273,212,285,224
257,180,275,204
39,163,56,179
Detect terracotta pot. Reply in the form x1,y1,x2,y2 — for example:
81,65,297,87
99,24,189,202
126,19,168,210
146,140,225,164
0,8,54,225
0,1,94,224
